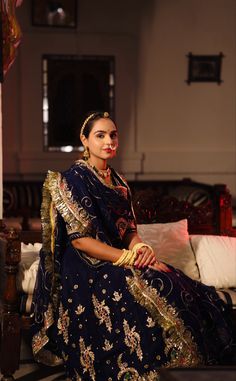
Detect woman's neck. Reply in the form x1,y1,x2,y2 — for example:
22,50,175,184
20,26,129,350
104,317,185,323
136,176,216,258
88,158,107,170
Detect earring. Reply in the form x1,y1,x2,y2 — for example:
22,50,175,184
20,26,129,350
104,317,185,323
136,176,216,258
83,146,90,160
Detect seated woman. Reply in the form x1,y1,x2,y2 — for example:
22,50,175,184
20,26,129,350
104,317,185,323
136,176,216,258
31,111,232,381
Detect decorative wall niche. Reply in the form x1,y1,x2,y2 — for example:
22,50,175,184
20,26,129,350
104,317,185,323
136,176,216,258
42,54,115,151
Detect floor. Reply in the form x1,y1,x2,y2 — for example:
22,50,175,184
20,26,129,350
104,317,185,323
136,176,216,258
0,336,66,381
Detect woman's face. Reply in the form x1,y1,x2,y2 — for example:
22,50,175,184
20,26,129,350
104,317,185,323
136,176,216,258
82,118,118,164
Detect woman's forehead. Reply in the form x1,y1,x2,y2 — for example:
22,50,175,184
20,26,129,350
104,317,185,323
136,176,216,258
91,118,117,132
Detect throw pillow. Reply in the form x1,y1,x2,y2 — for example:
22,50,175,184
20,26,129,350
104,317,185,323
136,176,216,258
137,219,200,281
190,235,236,288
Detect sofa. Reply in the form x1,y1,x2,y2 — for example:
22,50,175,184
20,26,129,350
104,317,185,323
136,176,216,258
1,178,236,379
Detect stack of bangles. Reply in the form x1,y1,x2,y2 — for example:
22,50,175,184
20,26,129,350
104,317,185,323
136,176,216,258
113,242,154,267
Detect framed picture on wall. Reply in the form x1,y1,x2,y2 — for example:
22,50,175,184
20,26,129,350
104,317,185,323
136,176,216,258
32,0,77,28
186,53,224,85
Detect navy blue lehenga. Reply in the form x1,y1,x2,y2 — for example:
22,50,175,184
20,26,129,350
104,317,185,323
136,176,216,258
31,160,232,381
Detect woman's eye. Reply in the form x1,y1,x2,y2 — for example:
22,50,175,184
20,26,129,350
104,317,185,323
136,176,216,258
97,134,104,138
111,133,118,139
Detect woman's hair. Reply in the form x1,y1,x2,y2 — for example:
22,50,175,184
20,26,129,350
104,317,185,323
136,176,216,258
80,111,114,139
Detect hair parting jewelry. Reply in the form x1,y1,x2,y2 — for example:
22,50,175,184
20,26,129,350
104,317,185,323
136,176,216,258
80,111,110,138
80,113,96,139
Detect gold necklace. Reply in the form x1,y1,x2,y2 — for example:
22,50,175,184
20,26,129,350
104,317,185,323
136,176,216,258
88,162,111,179
96,167,111,179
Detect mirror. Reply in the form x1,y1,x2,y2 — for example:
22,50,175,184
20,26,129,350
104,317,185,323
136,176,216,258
42,54,115,151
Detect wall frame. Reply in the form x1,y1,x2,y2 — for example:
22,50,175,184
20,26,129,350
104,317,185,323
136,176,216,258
186,52,224,85
32,0,77,28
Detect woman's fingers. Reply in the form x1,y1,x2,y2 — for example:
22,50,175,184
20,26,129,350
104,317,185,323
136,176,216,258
134,248,156,268
148,261,171,273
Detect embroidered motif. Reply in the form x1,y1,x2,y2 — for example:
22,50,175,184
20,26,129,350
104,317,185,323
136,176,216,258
62,351,69,362
112,291,123,302
57,303,70,345
79,337,96,381
75,304,85,316
74,369,83,381
117,354,159,380
146,317,156,328
116,217,128,238
126,271,202,367
102,339,114,351
45,171,92,239
123,320,143,361
32,303,54,355
92,294,112,332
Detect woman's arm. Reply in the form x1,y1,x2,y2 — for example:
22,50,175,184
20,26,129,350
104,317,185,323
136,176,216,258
71,236,122,263
123,231,142,250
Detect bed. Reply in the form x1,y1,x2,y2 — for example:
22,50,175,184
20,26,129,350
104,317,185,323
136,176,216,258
0,178,236,380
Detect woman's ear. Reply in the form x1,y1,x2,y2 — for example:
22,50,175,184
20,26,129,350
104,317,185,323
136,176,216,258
80,135,87,147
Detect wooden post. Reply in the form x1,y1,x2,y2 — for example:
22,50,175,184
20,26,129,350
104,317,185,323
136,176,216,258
0,228,21,380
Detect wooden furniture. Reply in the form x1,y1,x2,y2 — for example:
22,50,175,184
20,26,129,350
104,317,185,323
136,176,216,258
3,178,236,236
0,179,235,380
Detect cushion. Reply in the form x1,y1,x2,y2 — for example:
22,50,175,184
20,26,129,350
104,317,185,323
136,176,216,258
28,218,41,231
190,235,236,288
17,242,42,294
3,217,22,231
137,219,200,281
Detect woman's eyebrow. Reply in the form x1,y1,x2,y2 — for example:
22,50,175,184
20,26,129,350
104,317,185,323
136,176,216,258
94,129,117,134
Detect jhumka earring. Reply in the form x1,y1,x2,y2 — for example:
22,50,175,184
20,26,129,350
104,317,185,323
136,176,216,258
83,146,90,160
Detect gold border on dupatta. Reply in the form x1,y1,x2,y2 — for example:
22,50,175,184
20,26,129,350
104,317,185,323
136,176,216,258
126,270,203,368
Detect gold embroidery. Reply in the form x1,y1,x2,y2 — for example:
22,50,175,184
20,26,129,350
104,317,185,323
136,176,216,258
123,319,143,361
126,271,202,367
92,294,112,332
75,304,85,316
146,316,156,328
57,303,70,344
62,351,69,362
102,339,114,351
32,303,54,355
117,354,159,380
74,369,83,381
112,291,123,302
79,337,96,381
45,171,92,238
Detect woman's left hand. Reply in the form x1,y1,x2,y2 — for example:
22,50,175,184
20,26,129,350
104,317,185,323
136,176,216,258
134,246,156,268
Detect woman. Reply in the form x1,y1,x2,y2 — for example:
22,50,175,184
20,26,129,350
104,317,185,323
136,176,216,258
31,111,232,381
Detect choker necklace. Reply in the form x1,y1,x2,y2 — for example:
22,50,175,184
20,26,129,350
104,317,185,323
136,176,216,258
88,162,111,179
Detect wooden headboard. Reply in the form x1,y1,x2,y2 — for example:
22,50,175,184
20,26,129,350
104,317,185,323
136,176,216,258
129,179,235,236
3,177,235,238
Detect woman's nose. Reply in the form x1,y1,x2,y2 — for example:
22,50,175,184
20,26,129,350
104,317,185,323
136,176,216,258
105,135,112,144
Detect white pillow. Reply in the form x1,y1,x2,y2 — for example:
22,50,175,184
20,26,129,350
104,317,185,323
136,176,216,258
137,219,200,281
190,235,236,288
17,242,42,294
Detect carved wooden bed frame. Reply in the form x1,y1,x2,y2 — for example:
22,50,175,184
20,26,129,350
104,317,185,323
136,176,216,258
0,179,235,380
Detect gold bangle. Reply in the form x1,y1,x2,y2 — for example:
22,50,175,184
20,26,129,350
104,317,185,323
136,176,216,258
113,249,137,266
132,242,154,255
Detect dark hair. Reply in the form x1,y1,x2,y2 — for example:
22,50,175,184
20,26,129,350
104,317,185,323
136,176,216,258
81,111,115,139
